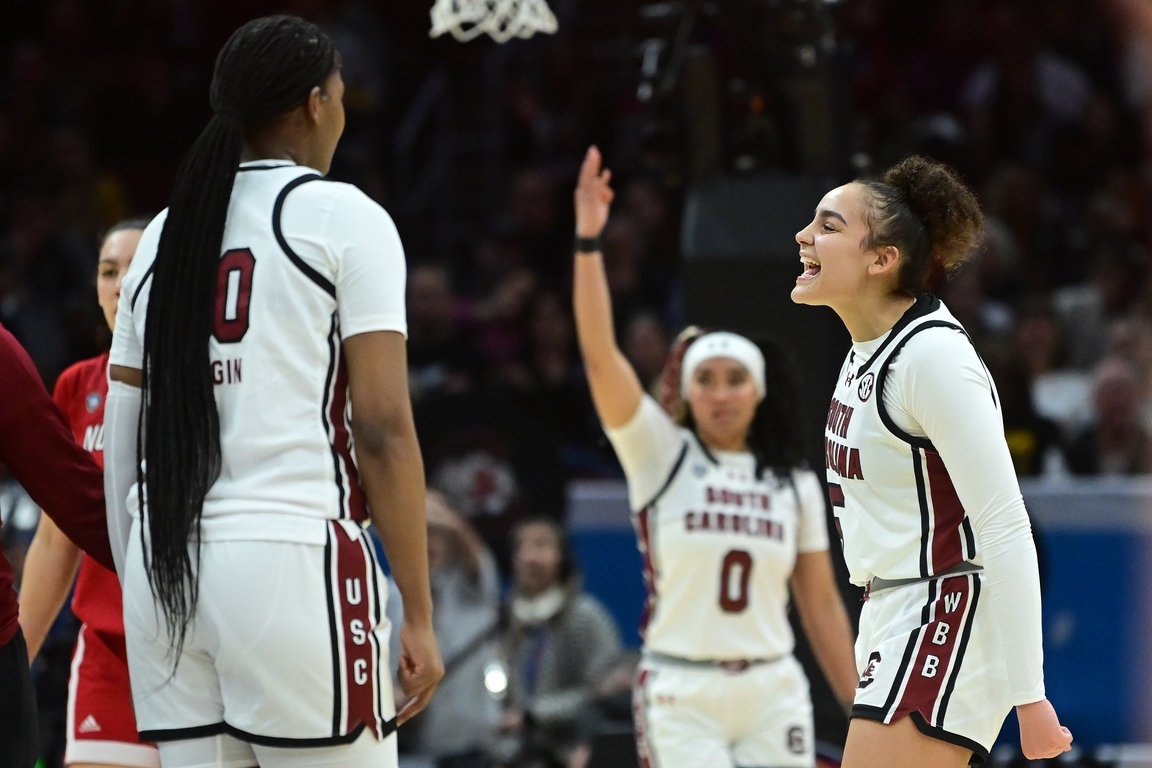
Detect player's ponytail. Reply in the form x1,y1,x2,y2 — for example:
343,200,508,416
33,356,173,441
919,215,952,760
859,155,985,295
140,15,338,658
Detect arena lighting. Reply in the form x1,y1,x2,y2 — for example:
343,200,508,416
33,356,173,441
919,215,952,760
484,660,509,698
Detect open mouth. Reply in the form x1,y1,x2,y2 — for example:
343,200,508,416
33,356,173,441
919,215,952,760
798,254,821,280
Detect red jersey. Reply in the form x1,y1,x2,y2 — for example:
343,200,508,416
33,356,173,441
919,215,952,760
53,353,123,636
0,325,112,647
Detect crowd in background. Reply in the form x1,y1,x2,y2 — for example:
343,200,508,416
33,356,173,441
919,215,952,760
1,0,1151,766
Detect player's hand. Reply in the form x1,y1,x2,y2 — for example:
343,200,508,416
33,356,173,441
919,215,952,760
396,620,444,725
574,145,614,239
1017,698,1072,760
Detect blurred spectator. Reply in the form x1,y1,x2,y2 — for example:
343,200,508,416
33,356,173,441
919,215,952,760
1052,239,1147,370
501,292,609,476
565,654,640,768
390,491,503,768
408,263,482,402
499,519,622,768
983,345,1068,477
621,311,669,393
416,391,566,568
1014,298,1094,441
1066,356,1152,475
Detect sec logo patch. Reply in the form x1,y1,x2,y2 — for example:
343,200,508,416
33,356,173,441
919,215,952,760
857,373,875,402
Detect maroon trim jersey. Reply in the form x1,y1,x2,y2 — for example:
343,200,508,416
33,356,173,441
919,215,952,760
109,161,408,546
53,353,124,636
0,325,112,647
827,295,1045,708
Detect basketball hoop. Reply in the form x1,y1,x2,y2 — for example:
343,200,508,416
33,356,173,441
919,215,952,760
430,0,558,44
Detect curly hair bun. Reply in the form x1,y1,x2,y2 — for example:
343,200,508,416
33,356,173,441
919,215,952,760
881,156,984,273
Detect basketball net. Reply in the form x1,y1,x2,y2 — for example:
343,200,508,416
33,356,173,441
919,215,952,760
430,0,558,44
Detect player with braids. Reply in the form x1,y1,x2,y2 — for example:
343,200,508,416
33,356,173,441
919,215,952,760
574,147,859,768
105,15,442,768
793,157,1073,766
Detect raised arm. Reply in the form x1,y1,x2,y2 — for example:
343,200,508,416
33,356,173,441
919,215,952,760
345,330,443,723
573,146,644,429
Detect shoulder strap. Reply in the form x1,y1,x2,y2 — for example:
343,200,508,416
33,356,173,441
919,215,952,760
636,441,690,513
272,173,337,297
875,319,991,449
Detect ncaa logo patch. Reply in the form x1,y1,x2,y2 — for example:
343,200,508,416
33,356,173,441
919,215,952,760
857,372,875,402
85,392,102,413
691,463,707,478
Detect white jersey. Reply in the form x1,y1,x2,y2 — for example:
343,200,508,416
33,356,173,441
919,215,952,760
825,294,1046,707
110,160,408,545
606,396,828,661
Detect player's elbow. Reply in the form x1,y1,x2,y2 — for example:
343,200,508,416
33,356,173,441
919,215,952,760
350,416,391,458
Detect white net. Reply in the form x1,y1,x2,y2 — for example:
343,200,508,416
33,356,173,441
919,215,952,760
430,0,558,44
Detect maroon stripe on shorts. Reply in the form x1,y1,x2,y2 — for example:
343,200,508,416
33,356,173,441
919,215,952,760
925,451,965,574
892,575,972,724
632,668,657,768
828,483,845,508
329,354,368,523
333,523,379,738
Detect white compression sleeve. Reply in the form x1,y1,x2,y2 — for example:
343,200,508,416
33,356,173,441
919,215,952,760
104,378,141,579
891,329,1047,706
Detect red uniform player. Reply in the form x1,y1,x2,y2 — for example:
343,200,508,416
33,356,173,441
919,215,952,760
19,219,158,768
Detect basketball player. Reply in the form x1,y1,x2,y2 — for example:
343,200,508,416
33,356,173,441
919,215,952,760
103,16,441,768
791,156,1072,767
19,219,156,768
573,146,859,768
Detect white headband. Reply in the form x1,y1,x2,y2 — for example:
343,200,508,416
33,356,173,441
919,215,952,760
680,332,766,398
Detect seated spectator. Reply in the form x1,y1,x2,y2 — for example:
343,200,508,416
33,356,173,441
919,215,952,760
1014,297,1093,441
983,345,1068,477
621,311,669,393
1066,357,1152,475
388,492,503,768
501,291,610,477
565,653,640,768
1052,238,1147,370
499,519,622,768
408,262,482,401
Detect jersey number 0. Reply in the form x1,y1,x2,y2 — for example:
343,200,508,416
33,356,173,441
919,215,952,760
215,248,255,343
719,549,753,613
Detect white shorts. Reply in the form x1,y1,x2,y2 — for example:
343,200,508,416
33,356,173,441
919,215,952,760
633,653,814,768
123,518,396,764
852,572,1010,765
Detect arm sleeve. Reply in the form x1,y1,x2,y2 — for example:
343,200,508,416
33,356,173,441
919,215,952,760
794,470,830,554
894,330,1046,706
324,187,408,340
108,213,163,370
603,395,687,510
0,327,114,572
103,379,141,578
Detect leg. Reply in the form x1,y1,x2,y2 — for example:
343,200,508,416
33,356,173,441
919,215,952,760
0,629,38,768
842,717,970,768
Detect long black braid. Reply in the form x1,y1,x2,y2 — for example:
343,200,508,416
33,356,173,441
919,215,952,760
140,15,338,657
